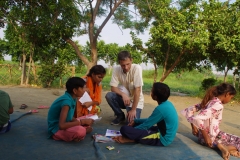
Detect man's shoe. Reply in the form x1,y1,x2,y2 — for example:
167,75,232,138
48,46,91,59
111,114,125,125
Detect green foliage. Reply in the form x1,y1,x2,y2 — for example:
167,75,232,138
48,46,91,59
65,0,149,68
96,40,143,66
1,0,240,87
202,0,240,79
75,65,87,74
38,63,66,88
142,69,156,78
200,78,217,91
131,0,210,82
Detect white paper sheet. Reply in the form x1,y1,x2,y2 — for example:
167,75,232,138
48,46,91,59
76,114,102,123
87,114,102,121
79,91,92,111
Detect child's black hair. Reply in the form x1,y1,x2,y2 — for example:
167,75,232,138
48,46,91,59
87,65,106,76
152,82,170,103
66,77,86,94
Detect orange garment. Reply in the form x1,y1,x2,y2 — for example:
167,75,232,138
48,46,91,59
74,76,102,118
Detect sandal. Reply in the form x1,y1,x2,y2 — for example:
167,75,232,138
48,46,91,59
37,105,49,109
29,110,39,113
20,104,28,109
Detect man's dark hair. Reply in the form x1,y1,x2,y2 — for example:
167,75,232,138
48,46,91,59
117,51,132,62
152,82,170,103
66,77,86,94
87,65,106,76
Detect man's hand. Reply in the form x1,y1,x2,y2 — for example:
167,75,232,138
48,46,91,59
121,93,131,106
127,109,136,122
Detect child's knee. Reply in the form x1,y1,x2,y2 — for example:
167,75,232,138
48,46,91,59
120,125,129,134
76,126,87,137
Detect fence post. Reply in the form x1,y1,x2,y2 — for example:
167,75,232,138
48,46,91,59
72,66,75,77
8,64,13,80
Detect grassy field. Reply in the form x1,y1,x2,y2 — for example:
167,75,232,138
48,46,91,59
99,68,227,97
101,68,240,101
77,67,238,99
1,61,238,100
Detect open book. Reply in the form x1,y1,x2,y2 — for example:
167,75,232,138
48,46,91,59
105,129,122,137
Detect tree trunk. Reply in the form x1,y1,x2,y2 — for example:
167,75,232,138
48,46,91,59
65,38,95,74
26,54,32,85
108,65,112,75
233,74,236,88
160,50,185,82
32,59,37,82
238,74,240,90
153,63,157,83
20,54,26,85
223,67,229,82
19,56,22,70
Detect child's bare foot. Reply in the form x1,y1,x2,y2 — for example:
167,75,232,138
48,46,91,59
73,138,83,142
86,126,93,134
226,145,240,158
217,143,230,160
229,150,240,157
112,136,134,143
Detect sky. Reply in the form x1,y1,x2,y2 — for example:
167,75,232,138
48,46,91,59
73,18,150,46
0,21,150,50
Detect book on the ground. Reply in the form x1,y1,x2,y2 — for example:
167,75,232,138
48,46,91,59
105,129,122,137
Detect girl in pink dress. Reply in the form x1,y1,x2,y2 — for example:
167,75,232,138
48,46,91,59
181,83,240,160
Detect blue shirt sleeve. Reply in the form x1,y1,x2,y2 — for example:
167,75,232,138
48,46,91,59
134,107,163,130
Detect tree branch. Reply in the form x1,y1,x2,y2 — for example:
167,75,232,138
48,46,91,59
95,0,123,38
64,38,90,65
160,48,185,82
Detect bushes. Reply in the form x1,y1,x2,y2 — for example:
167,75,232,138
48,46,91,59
38,63,66,88
200,78,217,91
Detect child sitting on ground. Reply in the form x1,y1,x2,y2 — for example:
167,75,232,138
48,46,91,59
47,77,94,142
181,83,240,160
74,65,106,117
113,82,179,146
0,90,14,134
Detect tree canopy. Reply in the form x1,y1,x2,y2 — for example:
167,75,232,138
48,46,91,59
0,0,240,84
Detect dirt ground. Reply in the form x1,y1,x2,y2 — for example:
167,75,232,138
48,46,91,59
1,85,240,136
